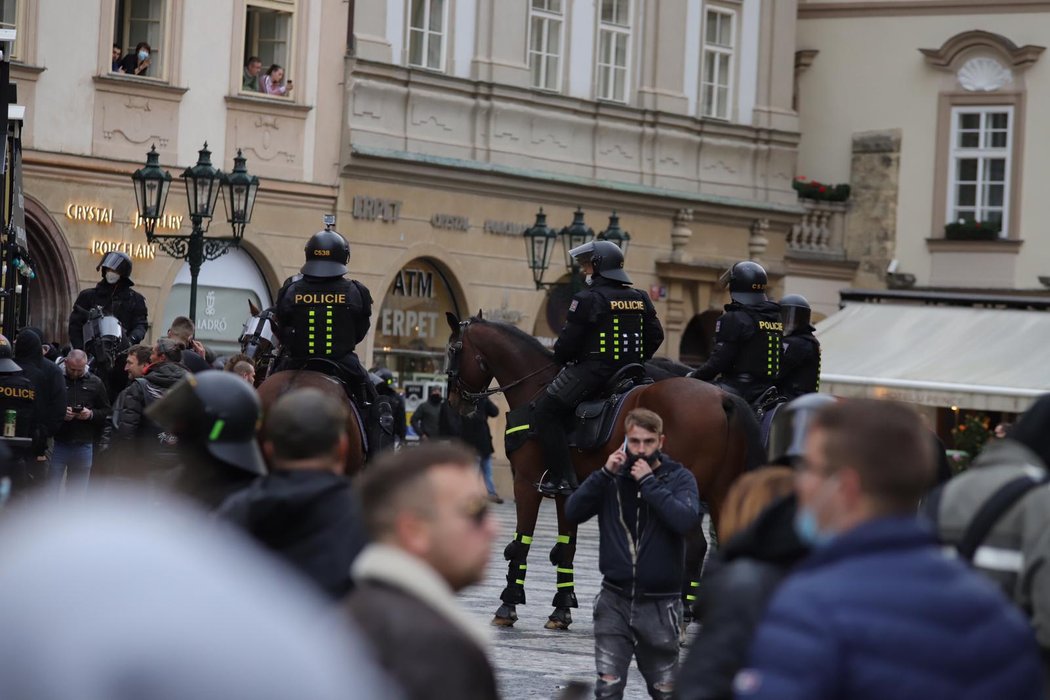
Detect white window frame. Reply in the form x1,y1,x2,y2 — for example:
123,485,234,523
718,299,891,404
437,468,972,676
242,0,296,97
700,7,735,120
946,105,1013,237
407,0,448,72
528,0,564,92
595,0,631,103
0,0,24,62
115,0,173,81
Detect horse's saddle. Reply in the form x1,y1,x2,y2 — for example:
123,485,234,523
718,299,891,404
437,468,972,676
505,364,654,453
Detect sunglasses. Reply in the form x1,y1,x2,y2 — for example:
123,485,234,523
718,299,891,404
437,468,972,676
461,497,491,527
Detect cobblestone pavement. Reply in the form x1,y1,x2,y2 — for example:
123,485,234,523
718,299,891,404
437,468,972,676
458,498,695,699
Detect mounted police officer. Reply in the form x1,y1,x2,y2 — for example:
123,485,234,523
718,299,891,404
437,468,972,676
535,240,663,496
0,335,38,493
688,261,783,405
68,252,148,350
776,294,821,401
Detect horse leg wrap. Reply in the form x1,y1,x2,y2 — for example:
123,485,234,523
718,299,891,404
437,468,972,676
500,532,532,606
550,534,579,609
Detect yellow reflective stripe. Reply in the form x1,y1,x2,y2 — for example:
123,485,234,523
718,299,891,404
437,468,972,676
556,535,570,544
689,581,700,588
518,564,527,570
555,567,574,574
515,579,526,585
556,582,574,588
519,534,533,545
686,594,698,601
505,424,530,435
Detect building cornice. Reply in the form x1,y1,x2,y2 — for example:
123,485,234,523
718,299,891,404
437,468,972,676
920,30,1045,70
800,0,1050,18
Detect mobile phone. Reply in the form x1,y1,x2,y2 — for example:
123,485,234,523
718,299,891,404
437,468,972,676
72,405,84,413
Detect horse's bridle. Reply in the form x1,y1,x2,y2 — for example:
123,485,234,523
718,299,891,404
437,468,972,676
446,319,555,403
240,308,277,360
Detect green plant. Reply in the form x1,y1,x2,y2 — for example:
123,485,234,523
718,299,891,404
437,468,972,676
944,219,1001,241
792,177,851,202
950,412,992,470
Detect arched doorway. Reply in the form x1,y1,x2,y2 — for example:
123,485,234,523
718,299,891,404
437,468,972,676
158,248,273,357
23,195,78,345
679,310,721,366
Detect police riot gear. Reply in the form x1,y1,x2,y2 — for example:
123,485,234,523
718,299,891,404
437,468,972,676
0,336,38,491
766,393,837,466
302,229,350,277
147,372,266,476
777,294,820,401
569,240,631,285
721,261,769,306
535,273,663,496
96,251,133,279
276,277,371,362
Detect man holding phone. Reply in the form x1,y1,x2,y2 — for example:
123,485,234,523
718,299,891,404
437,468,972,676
50,350,110,494
565,408,701,699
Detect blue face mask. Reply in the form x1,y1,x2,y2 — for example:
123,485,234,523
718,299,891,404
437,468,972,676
793,506,833,547
137,50,149,62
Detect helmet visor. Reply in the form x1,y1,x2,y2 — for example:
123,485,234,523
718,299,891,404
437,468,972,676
568,241,596,263
718,267,733,288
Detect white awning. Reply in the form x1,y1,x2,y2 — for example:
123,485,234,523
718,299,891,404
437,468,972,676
816,302,1050,413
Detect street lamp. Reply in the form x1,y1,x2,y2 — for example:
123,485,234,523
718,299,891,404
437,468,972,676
522,207,595,291
597,210,630,255
131,143,260,322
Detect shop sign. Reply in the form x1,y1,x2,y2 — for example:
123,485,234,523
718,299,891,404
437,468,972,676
376,259,458,352
66,203,114,224
91,239,158,260
163,285,263,343
483,219,529,236
352,195,401,223
430,213,469,231
133,213,184,231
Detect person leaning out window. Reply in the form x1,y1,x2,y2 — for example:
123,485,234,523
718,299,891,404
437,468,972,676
260,64,293,97
118,42,152,77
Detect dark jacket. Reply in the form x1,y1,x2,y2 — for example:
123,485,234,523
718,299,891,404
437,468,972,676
411,397,443,439
776,331,820,401
693,301,783,401
738,517,1044,700
180,349,211,373
460,398,498,457
675,495,808,700
376,384,407,440
112,361,187,452
56,370,111,444
346,545,499,700
554,278,663,367
14,329,66,454
68,279,148,349
217,469,369,599
565,456,700,596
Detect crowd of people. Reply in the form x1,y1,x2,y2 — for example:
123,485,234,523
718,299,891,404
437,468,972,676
1,226,1048,700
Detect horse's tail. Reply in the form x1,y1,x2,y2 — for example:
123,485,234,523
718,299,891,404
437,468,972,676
722,391,766,471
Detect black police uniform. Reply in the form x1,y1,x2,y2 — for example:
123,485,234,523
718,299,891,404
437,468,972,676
534,270,663,495
0,344,38,491
68,253,148,350
778,330,820,401
691,300,783,404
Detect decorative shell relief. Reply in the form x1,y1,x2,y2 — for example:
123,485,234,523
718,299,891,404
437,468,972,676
957,57,1014,92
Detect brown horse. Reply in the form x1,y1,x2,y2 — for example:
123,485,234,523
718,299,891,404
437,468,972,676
255,369,367,478
445,312,764,629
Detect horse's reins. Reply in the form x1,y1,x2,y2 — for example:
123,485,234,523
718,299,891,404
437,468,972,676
448,320,556,403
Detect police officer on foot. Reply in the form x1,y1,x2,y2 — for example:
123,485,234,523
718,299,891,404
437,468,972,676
68,252,148,350
688,261,783,405
535,240,663,496
146,372,266,510
776,294,821,401
0,335,37,493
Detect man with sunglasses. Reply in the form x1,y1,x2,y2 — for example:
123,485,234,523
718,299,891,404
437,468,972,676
346,442,499,700
565,408,700,700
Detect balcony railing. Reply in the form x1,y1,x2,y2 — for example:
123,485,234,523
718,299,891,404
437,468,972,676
787,199,848,259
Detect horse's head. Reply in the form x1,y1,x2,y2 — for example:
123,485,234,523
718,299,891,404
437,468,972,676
445,310,494,413
239,299,277,361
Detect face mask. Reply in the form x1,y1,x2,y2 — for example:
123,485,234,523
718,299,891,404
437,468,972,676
428,394,442,405
793,475,838,547
104,271,121,285
585,274,593,286
137,50,149,61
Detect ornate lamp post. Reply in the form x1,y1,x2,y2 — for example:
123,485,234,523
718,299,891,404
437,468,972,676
597,210,630,255
522,207,595,292
131,143,260,322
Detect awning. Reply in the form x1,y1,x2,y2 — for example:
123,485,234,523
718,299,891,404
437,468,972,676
816,302,1050,413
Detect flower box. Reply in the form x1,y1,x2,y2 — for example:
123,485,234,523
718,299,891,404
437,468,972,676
944,220,1001,241
792,177,851,203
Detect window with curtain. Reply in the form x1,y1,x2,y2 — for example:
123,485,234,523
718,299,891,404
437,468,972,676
529,0,563,91
596,0,630,102
408,0,446,71
701,9,735,120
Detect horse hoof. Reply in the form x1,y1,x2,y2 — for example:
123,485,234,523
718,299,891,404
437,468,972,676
544,618,570,630
492,615,517,627
545,607,573,630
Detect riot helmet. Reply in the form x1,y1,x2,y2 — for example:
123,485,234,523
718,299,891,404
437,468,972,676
720,261,768,305
0,334,21,373
96,252,133,280
146,373,266,476
302,230,350,277
780,294,813,335
373,367,395,387
568,240,631,284
766,393,837,467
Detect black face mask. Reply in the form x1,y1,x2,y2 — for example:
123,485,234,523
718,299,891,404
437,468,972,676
623,449,661,474
428,395,442,405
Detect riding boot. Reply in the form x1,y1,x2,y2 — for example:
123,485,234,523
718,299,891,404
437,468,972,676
534,400,577,497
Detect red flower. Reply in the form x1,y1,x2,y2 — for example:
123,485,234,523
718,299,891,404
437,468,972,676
975,221,981,227
818,186,827,193
796,176,806,181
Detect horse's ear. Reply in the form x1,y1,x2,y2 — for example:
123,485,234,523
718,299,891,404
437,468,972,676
446,312,460,335
249,298,260,316
477,308,483,320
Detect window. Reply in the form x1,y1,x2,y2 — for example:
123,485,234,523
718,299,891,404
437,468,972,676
701,9,734,119
0,0,18,60
947,106,1012,236
408,0,446,71
529,0,563,91
114,0,168,78
596,0,630,102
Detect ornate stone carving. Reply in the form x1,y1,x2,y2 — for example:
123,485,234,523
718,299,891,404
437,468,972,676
670,209,693,263
749,218,770,262
957,57,1013,92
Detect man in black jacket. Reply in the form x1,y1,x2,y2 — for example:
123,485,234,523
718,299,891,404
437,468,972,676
460,397,502,503
68,252,148,350
14,328,65,477
688,261,783,404
49,350,110,493
565,408,700,700
218,388,368,598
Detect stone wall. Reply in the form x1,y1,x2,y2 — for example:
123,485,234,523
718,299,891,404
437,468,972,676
844,129,902,288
